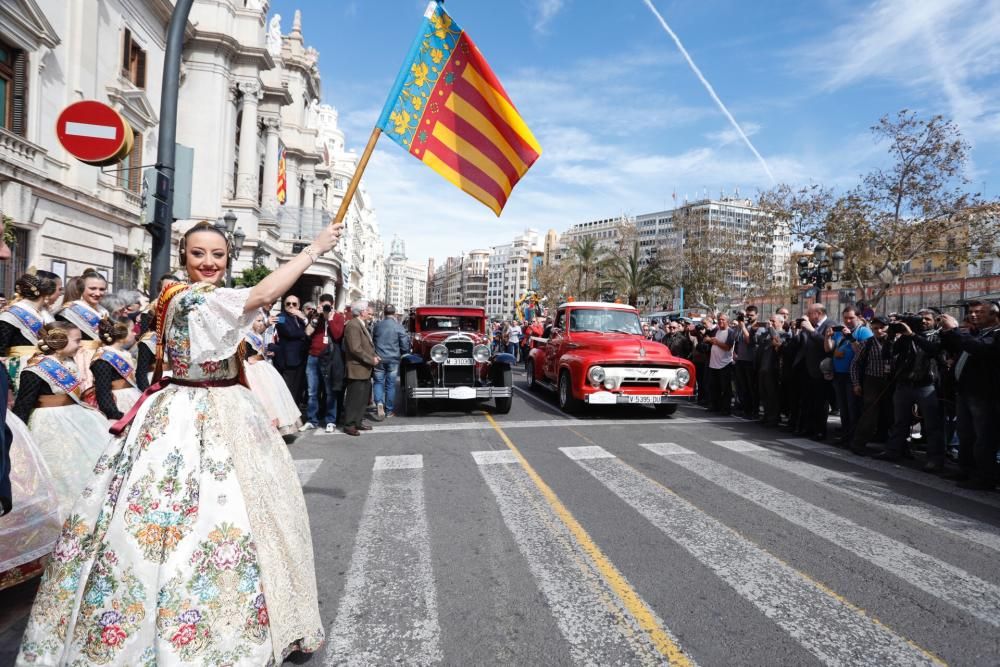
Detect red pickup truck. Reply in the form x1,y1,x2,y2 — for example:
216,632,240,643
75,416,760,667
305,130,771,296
525,302,695,415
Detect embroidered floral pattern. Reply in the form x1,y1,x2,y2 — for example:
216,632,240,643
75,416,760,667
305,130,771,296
78,564,146,664
124,450,199,562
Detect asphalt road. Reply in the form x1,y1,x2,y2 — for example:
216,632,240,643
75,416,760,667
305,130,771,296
3,368,1000,666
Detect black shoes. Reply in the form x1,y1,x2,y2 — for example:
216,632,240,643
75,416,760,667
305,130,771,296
872,451,903,462
921,461,945,474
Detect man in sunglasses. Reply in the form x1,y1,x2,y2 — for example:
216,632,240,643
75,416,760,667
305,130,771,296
274,295,310,416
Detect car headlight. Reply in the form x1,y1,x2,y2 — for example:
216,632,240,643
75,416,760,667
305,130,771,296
473,344,491,363
430,344,448,364
675,368,690,387
604,379,615,390
668,380,680,391
588,366,606,385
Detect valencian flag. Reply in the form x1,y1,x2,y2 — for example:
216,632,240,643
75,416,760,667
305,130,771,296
276,140,287,205
376,1,541,215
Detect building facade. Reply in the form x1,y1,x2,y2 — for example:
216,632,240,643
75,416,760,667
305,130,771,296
486,229,544,320
0,1,381,306
384,235,427,312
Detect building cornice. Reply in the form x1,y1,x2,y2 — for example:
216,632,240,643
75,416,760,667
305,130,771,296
187,31,275,71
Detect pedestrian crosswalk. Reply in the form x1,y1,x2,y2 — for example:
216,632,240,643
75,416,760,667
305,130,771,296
311,436,1000,665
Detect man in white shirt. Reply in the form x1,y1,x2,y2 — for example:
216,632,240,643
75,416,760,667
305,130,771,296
707,313,736,415
507,321,523,361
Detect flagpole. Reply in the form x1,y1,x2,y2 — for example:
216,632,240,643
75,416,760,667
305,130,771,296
332,127,382,228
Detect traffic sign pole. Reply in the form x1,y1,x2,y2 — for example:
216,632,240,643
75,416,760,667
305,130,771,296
151,0,195,293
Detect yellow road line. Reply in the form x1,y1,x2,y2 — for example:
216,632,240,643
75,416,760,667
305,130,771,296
483,413,693,666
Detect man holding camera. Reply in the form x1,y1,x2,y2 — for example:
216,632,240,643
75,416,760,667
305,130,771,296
938,300,1000,490
733,306,760,419
849,316,893,456
825,305,873,444
706,313,736,415
302,294,346,433
876,310,945,471
795,303,833,439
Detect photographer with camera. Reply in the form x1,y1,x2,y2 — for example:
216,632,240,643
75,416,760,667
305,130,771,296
756,313,788,426
733,306,760,419
849,316,893,456
705,313,736,415
302,293,346,433
875,310,946,471
938,300,1000,490
794,304,833,440
688,320,711,406
664,319,694,359
825,305,873,444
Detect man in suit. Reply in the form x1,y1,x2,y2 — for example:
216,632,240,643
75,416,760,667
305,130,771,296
796,303,833,439
342,300,379,436
274,294,310,410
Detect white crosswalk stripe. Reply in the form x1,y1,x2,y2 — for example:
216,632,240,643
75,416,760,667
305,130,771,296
559,445,941,666
294,458,323,485
779,438,1000,510
641,442,1000,627
471,450,687,665
711,440,1000,554
325,455,442,666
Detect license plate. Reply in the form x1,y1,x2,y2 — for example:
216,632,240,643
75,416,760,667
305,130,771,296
445,357,474,365
449,386,477,399
626,395,661,404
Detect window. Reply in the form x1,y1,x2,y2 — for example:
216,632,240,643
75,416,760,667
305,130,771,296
121,29,147,88
981,260,995,275
116,130,143,192
0,227,29,298
0,40,28,135
113,252,139,291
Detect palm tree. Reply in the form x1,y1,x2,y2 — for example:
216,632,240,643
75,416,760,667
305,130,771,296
565,237,602,299
607,241,672,307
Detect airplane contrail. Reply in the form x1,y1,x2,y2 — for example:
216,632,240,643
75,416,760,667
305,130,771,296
640,0,776,184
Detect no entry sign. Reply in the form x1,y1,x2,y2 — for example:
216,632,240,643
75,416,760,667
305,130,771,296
56,101,133,166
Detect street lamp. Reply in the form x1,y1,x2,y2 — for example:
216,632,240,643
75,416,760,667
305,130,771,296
215,209,245,287
797,242,845,299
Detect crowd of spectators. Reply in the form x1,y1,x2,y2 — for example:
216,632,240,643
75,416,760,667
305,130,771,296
645,300,1000,491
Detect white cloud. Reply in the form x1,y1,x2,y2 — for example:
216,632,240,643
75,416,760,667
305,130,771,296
531,0,565,34
801,0,1000,144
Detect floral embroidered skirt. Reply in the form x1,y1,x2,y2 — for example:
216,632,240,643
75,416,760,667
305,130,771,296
16,383,324,666
0,414,61,591
244,361,302,435
111,387,142,420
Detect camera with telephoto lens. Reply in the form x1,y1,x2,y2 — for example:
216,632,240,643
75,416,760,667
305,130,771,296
887,313,923,336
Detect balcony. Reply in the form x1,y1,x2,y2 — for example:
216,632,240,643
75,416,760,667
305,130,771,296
0,127,45,174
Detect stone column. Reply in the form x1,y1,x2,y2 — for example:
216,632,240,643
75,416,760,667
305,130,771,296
235,80,262,203
260,116,281,213
301,174,315,209
313,184,325,211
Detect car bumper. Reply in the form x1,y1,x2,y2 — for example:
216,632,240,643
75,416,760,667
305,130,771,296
584,391,693,405
408,386,513,399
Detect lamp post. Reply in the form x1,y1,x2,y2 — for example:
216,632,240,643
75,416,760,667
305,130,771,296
797,242,845,302
215,209,246,287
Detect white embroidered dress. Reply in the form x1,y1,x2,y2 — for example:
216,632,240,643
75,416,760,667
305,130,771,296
16,284,323,666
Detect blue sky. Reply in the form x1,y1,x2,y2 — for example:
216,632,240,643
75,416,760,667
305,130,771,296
269,0,1000,267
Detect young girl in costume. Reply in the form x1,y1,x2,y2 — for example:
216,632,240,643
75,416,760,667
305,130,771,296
90,317,141,421
12,322,112,515
18,218,342,666
56,268,109,391
243,311,302,434
0,271,63,391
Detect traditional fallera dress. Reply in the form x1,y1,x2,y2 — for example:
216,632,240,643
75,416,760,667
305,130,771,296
0,413,62,591
16,282,323,666
13,356,113,516
57,300,108,392
90,347,142,421
0,300,47,392
242,331,302,435
135,311,159,391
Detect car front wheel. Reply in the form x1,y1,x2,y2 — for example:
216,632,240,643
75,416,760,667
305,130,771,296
558,370,581,413
494,365,513,414
525,359,537,390
401,366,420,417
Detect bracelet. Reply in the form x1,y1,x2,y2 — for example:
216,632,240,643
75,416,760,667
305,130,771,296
302,246,320,264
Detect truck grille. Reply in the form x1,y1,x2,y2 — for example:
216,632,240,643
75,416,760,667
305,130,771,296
442,340,475,386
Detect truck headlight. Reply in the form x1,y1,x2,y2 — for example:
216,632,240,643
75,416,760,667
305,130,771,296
431,344,448,364
588,366,606,385
675,368,690,387
473,345,491,363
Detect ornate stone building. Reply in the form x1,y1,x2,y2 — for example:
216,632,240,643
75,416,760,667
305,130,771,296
0,0,382,305
384,235,427,312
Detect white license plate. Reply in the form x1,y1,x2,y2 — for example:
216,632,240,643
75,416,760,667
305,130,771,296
445,357,474,365
626,395,661,404
449,386,477,399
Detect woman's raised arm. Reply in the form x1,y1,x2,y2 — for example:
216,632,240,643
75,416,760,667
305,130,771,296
245,223,344,313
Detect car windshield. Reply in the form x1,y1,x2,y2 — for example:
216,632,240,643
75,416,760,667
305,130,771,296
568,308,643,334
421,316,482,333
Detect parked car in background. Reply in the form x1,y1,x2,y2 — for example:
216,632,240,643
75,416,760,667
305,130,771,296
526,302,695,415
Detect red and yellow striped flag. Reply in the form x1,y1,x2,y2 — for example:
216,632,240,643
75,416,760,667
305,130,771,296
377,1,541,216
276,140,287,205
